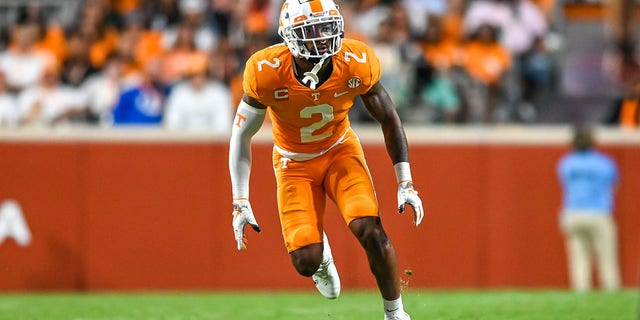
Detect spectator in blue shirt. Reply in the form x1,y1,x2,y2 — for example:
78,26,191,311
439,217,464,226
112,62,165,125
557,125,620,292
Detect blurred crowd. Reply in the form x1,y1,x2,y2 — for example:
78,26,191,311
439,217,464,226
0,0,564,130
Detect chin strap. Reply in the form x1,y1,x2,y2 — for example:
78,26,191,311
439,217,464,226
302,53,330,90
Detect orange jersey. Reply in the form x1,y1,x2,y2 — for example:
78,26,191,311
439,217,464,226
462,41,512,85
420,40,462,69
242,39,381,154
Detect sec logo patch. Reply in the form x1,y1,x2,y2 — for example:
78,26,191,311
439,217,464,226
347,77,361,89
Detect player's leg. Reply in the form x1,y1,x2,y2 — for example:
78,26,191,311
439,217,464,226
280,179,325,276
350,217,410,320
325,140,409,319
273,151,340,298
280,181,340,299
349,216,402,299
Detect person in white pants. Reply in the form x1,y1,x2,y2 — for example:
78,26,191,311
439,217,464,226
557,126,621,292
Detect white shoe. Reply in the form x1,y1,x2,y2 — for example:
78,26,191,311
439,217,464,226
384,311,411,320
312,232,341,299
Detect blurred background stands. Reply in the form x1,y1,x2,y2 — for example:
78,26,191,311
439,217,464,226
0,0,636,128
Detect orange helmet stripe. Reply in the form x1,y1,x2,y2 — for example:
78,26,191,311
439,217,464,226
309,0,324,14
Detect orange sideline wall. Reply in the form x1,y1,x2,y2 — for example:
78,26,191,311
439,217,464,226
0,128,638,291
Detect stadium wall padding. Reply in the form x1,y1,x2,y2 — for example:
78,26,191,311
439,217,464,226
0,138,638,291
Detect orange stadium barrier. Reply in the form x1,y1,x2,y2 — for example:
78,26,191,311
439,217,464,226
0,127,638,291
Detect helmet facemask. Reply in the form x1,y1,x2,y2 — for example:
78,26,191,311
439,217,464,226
279,0,344,60
289,18,343,59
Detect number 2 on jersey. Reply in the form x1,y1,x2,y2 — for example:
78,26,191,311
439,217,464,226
299,104,333,143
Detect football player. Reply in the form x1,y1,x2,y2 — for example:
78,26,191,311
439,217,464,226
228,1,424,319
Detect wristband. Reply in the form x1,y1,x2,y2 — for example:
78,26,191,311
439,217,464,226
394,162,412,184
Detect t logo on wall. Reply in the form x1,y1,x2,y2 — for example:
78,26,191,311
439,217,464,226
0,200,31,246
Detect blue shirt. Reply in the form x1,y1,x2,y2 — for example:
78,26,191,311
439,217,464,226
557,150,618,213
112,86,164,125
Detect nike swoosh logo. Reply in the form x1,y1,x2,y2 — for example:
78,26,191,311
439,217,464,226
334,91,349,98
385,308,399,313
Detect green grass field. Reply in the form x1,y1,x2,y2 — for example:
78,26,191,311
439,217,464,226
0,290,637,320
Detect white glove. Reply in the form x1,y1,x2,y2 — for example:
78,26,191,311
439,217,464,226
397,181,424,226
232,199,261,250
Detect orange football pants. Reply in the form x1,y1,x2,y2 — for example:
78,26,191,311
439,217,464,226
272,132,379,252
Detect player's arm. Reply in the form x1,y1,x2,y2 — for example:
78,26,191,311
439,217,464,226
228,93,267,250
360,82,425,226
229,94,267,199
361,82,409,165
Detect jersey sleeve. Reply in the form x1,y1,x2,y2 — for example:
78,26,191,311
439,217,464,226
347,40,382,95
242,48,286,106
365,43,382,89
242,55,262,101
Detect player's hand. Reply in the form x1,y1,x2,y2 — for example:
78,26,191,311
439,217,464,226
232,199,261,250
397,181,424,226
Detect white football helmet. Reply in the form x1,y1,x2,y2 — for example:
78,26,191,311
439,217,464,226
278,0,344,59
